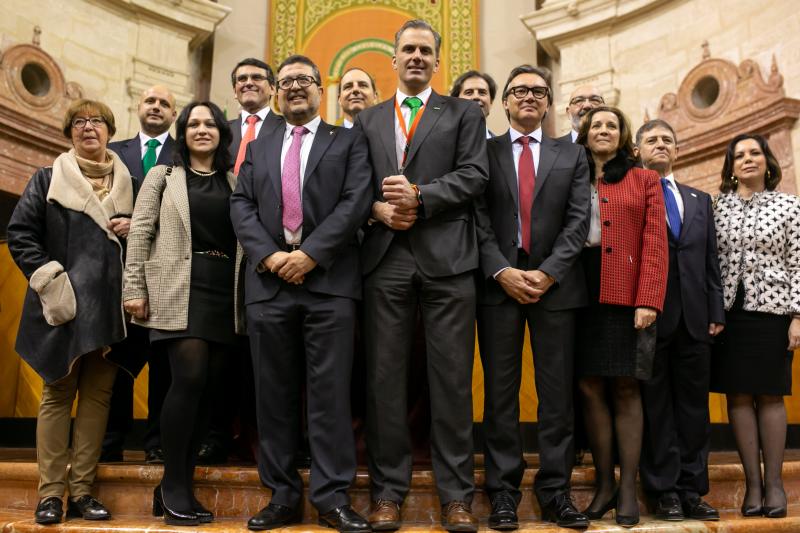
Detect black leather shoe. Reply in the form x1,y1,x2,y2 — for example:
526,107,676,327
152,485,199,526
541,494,589,529
66,495,111,520
192,496,214,523
319,505,371,533
145,447,164,464
35,497,63,524
248,503,302,531
583,491,617,520
763,505,787,518
615,511,639,528
654,493,684,521
489,492,518,530
197,443,228,465
683,497,719,521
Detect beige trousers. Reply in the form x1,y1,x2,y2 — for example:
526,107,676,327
37,350,118,498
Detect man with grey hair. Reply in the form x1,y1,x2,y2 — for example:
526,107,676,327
355,18,488,532
558,85,604,143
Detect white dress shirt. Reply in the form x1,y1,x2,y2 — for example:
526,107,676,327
280,115,321,244
138,131,170,161
240,106,272,139
343,118,354,129
570,129,578,143
586,185,601,247
661,172,685,224
394,86,433,171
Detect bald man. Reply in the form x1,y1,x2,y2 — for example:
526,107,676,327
558,85,604,143
101,84,178,463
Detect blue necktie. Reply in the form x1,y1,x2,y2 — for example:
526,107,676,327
661,178,682,240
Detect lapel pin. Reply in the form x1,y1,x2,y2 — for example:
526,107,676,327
691,192,697,197
329,130,335,135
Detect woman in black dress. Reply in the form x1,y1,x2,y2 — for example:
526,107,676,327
123,101,238,526
711,134,800,518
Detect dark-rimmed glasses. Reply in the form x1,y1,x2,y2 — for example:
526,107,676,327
507,86,549,100
71,117,105,129
569,95,604,106
277,75,318,90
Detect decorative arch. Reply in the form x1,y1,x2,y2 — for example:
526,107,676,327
329,38,394,78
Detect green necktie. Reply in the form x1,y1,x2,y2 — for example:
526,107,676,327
142,138,161,177
403,96,423,129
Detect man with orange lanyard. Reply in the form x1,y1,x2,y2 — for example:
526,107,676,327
354,19,489,533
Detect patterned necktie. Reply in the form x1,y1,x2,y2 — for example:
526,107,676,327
517,136,537,254
234,115,260,175
281,126,309,232
404,96,423,129
661,178,682,240
142,138,160,177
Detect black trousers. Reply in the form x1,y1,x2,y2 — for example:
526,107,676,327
363,238,476,505
640,317,711,499
248,286,357,513
477,296,577,507
103,324,169,453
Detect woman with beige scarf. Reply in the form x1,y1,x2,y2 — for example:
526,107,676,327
8,99,135,525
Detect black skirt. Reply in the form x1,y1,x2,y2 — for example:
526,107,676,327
150,253,236,347
710,285,793,396
575,246,656,379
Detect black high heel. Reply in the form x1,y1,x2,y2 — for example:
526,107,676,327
741,487,763,517
763,486,787,518
583,491,618,520
192,495,214,523
615,499,639,528
152,485,200,526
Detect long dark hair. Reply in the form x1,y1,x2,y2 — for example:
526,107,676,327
174,101,232,174
719,133,782,193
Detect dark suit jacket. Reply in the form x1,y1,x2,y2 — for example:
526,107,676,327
230,119,372,305
355,91,489,278
658,183,725,341
228,110,285,167
475,131,591,310
556,131,576,144
108,134,175,183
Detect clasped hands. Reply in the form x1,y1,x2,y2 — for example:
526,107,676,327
107,217,130,239
261,250,317,285
497,268,554,304
373,175,419,230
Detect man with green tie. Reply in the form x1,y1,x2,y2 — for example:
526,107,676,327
102,84,177,464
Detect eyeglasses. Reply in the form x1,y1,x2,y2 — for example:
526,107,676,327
277,75,318,90
507,86,549,100
71,117,105,129
569,95,604,106
236,73,270,84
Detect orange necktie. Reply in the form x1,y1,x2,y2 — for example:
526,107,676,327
234,115,260,175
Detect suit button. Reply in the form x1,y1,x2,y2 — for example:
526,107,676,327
603,220,611,226
601,197,609,203
605,247,612,253
513,213,518,219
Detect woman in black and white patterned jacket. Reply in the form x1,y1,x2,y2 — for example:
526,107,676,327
711,133,800,519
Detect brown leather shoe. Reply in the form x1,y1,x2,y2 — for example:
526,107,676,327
441,501,478,533
368,499,401,531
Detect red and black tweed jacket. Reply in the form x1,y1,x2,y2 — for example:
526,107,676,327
595,164,668,312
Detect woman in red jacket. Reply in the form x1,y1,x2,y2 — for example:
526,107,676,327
575,106,668,527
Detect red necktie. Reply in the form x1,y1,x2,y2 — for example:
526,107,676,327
517,136,536,254
234,115,260,175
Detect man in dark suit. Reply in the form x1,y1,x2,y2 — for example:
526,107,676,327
557,85,604,144
102,84,177,463
355,19,488,532
635,119,725,521
450,70,497,138
198,57,285,466
230,55,371,533
337,67,379,129
474,65,591,530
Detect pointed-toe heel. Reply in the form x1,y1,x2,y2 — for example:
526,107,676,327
153,485,199,526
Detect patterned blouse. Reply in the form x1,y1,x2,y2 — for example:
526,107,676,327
713,190,800,315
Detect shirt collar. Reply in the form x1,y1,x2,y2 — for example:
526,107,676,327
509,126,543,144
284,115,321,137
570,129,578,143
241,106,271,124
662,173,677,189
139,131,170,149
343,118,354,129
396,86,433,107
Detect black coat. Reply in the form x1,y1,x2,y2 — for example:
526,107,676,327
7,161,133,384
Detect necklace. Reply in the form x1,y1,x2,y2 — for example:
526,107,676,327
190,167,216,176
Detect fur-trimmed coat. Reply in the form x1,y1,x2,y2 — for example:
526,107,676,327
7,151,133,384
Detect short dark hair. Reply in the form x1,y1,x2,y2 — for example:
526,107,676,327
394,19,442,57
62,99,116,138
277,55,322,86
635,119,678,145
576,105,635,158
450,70,497,102
501,64,552,120
173,101,232,174
719,133,782,193
230,58,275,87
337,67,377,96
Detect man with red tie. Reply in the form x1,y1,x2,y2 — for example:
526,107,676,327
473,65,591,529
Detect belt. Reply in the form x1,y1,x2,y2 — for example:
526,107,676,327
194,250,230,259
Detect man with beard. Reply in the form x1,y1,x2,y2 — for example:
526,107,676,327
559,85,604,143
338,67,379,128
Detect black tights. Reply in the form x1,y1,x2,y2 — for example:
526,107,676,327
579,376,642,517
159,338,226,511
727,393,787,509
